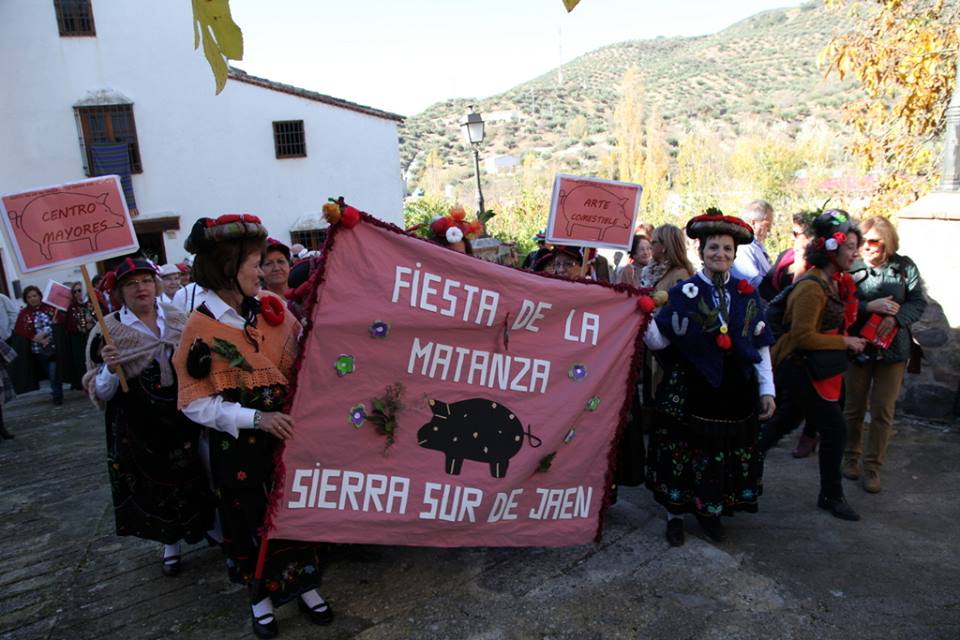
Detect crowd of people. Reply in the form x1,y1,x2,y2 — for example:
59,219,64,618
0,199,928,637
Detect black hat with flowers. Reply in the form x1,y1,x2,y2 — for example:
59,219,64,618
113,257,158,282
533,245,583,272
686,207,755,245
265,237,291,262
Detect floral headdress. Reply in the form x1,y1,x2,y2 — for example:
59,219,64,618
685,207,755,245
408,207,483,246
810,208,855,252
184,214,267,254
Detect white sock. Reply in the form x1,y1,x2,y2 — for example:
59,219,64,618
162,543,180,564
252,597,275,623
300,589,328,610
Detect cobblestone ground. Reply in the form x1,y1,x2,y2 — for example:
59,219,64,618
1,387,958,640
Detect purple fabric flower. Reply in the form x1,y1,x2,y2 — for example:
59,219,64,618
349,404,367,428
369,320,390,339
568,363,587,381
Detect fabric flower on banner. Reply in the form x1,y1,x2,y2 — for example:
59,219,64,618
585,396,601,412
236,470,247,481
349,404,367,428
682,282,699,299
568,363,587,381
736,280,754,296
754,320,766,336
637,295,656,314
335,354,355,377
340,206,361,228
445,226,464,244
369,320,390,339
563,428,577,444
322,201,341,225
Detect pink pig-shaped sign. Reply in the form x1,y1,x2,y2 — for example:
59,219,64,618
1,176,139,273
545,174,642,251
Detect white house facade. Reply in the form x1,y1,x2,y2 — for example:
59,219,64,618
0,0,404,297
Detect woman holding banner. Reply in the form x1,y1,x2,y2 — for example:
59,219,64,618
643,210,776,547
172,215,330,639
84,258,212,576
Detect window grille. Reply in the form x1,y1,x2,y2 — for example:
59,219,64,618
74,104,143,176
290,229,327,252
54,0,96,36
273,120,306,158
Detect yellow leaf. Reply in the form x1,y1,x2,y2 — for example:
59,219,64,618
563,0,581,11
192,0,244,94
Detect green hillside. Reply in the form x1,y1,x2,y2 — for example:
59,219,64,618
399,1,855,191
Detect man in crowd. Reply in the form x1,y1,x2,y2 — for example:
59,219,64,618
732,200,774,288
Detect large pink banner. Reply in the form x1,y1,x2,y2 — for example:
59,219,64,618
266,216,647,547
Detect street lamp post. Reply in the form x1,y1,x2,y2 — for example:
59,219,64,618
461,105,486,232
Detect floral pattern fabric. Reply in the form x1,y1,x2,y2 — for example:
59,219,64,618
646,353,763,516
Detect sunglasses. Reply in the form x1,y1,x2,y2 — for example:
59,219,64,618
864,238,883,247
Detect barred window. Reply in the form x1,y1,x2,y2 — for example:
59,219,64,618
54,0,96,36
290,229,327,252
74,104,143,175
273,120,306,158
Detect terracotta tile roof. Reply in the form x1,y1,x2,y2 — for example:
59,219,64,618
228,67,404,123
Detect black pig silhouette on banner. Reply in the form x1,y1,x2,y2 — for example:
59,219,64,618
417,397,542,478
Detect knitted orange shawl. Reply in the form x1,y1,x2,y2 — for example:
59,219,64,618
172,307,300,409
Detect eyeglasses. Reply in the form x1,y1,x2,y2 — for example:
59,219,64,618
121,277,155,289
72,289,82,294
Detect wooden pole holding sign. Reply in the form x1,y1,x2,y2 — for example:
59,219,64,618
80,264,128,393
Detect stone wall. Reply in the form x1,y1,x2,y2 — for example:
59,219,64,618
896,196,960,422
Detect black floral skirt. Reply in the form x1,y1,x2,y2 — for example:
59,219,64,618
645,357,763,516
106,370,213,544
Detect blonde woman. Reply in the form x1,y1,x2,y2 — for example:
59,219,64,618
843,217,927,493
641,224,695,291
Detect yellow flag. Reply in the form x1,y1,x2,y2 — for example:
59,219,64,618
563,0,582,12
192,0,244,94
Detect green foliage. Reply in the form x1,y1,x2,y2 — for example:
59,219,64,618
403,195,453,233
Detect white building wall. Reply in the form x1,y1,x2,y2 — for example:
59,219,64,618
0,0,403,296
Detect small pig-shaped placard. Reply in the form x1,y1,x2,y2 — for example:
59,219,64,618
417,397,541,478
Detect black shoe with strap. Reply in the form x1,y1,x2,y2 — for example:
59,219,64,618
694,514,727,542
665,518,685,547
298,594,334,625
251,612,278,639
817,495,861,521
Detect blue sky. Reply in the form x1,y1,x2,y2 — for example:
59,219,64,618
229,0,806,116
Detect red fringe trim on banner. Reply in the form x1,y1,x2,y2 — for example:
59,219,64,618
260,205,656,544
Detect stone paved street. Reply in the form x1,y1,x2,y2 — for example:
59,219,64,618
1,386,958,640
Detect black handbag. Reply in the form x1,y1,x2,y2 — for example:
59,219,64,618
799,349,849,380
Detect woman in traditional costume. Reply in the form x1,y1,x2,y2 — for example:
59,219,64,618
84,258,212,575
172,214,331,638
644,210,776,546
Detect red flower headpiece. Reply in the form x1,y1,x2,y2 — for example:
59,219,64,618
685,207,755,246
415,206,483,245
322,197,362,229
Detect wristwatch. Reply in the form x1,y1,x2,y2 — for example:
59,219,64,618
253,410,262,429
